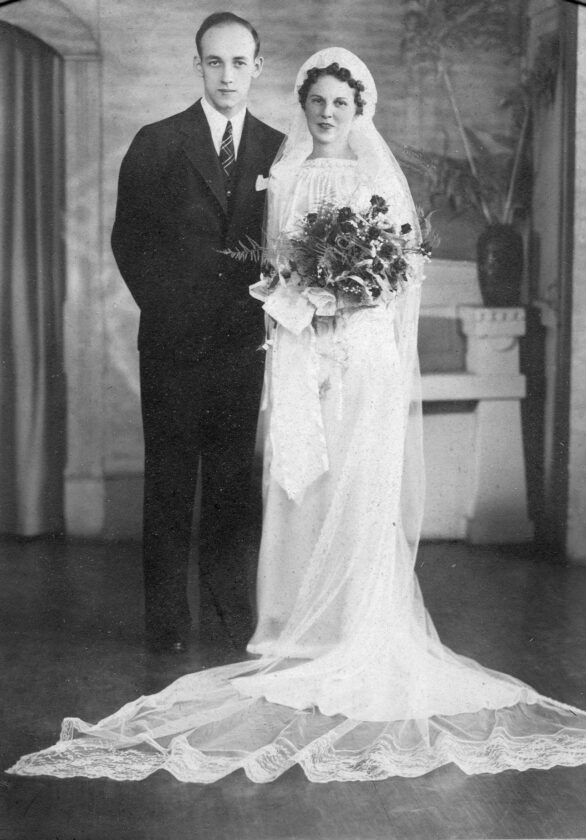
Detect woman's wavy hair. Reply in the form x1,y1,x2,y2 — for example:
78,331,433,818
297,62,365,115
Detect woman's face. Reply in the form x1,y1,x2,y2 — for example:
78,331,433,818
303,75,356,151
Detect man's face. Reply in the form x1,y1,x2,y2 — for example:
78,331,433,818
195,23,263,117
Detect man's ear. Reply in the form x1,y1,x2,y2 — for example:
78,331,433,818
194,55,203,78
252,55,264,79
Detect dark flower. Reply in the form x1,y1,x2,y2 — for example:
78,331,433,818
337,206,354,223
379,242,396,260
306,212,318,226
370,195,389,215
401,223,412,235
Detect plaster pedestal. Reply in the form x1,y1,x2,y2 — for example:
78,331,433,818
459,307,534,543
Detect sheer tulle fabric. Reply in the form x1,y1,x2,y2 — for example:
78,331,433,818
8,663,586,783
8,51,586,784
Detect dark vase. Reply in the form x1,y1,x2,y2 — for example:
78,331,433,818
476,224,523,307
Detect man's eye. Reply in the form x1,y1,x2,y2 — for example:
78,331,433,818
235,60,246,67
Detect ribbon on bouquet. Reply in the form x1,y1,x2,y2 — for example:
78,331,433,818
269,325,329,503
250,283,332,503
250,279,338,332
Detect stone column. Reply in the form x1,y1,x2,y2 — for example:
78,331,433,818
459,307,534,543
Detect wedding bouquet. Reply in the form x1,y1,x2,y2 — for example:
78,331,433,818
228,195,433,334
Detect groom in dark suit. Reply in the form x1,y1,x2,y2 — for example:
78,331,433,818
111,12,283,653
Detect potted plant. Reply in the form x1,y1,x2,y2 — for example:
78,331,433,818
400,0,559,306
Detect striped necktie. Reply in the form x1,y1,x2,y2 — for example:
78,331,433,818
219,120,235,180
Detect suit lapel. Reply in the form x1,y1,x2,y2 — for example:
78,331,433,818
228,112,268,233
179,100,227,214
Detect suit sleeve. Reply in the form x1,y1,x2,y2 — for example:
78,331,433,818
111,128,163,310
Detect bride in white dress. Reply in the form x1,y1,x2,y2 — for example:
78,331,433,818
8,48,586,784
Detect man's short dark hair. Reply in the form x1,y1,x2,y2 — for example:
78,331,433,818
195,12,261,58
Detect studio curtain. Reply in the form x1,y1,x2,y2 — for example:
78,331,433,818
0,23,65,536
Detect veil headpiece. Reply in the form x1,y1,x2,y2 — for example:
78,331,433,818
276,48,378,169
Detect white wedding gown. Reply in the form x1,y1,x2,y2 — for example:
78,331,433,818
8,159,586,783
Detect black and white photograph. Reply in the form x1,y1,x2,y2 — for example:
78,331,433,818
1,1,586,838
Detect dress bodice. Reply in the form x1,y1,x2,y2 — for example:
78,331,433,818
287,158,362,221
266,157,372,252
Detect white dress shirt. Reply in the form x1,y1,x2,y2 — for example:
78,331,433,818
201,97,246,159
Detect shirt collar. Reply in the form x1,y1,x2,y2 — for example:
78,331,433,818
201,97,247,157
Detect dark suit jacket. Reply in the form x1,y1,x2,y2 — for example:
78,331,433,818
111,100,284,363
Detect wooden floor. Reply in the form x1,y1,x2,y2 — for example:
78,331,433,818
1,537,586,840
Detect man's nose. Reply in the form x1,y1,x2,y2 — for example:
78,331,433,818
221,65,234,83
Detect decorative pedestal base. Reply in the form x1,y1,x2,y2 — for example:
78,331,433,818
459,307,534,544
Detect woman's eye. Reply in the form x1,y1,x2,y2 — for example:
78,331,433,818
335,100,348,107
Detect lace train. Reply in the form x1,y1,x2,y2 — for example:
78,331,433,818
8,661,586,783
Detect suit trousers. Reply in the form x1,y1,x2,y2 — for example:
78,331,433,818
140,342,265,640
